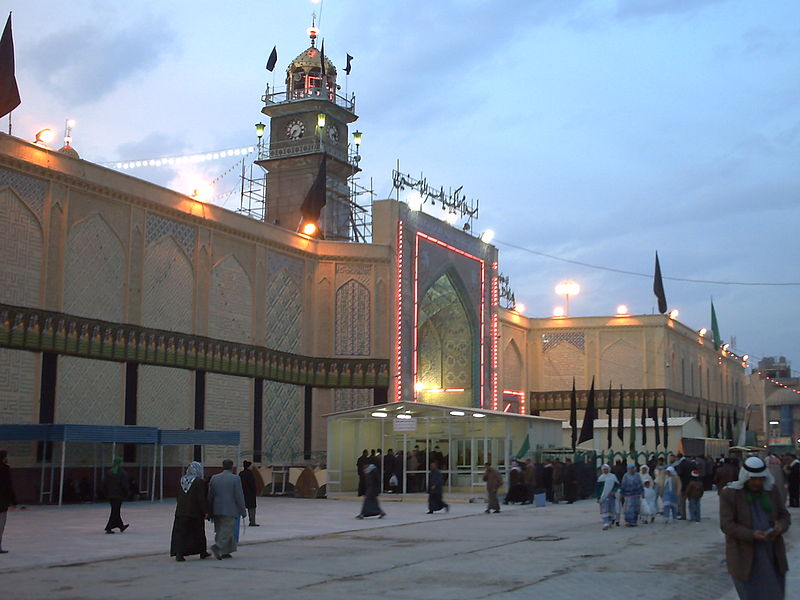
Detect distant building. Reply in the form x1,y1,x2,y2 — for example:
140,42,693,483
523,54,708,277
746,356,800,447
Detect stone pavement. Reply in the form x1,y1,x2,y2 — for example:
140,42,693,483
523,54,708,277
0,494,798,599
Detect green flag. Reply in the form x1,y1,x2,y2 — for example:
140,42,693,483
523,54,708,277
515,433,530,459
629,397,637,455
711,300,722,351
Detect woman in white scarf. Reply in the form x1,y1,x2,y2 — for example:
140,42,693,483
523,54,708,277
596,464,619,530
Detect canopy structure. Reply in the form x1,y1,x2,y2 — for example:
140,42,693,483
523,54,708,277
324,402,562,495
0,425,239,505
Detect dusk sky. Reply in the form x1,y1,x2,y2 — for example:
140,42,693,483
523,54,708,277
6,1,799,374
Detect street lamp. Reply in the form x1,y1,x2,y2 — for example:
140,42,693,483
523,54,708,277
555,281,580,316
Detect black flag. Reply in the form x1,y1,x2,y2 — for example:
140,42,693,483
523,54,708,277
266,46,278,71
653,251,668,314
662,394,669,449
706,404,712,438
569,378,577,451
715,405,720,438
578,377,596,445
726,410,734,440
319,39,326,80
0,13,21,119
651,395,660,448
345,53,353,75
300,156,327,233
606,381,613,449
695,403,701,426
640,394,647,446
617,385,624,442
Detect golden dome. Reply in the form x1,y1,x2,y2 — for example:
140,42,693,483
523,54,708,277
57,143,80,159
287,45,337,77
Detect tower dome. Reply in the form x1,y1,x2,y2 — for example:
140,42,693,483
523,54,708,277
285,23,337,96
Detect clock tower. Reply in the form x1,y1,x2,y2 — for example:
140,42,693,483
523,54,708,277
257,23,359,240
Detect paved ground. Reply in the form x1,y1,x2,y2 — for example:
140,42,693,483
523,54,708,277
1,494,798,599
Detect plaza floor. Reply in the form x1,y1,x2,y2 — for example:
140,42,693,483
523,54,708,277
1,494,798,600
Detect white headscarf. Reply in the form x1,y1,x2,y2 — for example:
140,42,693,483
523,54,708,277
726,456,774,491
639,464,653,485
180,461,204,493
597,464,619,500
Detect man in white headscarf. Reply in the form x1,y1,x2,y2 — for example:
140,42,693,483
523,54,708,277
719,456,791,600
595,464,618,531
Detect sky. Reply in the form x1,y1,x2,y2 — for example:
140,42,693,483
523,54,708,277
6,0,800,374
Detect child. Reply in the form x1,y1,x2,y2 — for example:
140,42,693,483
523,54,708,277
661,466,681,524
640,479,658,524
685,469,704,522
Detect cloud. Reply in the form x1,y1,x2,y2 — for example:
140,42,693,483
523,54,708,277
27,17,177,106
616,0,728,19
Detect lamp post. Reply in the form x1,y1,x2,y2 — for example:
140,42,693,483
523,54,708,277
255,122,265,155
555,281,580,316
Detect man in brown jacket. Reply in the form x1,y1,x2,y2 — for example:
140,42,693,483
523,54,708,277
719,456,790,599
483,463,502,514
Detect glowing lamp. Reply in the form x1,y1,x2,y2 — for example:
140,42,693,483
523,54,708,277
414,381,426,392
445,211,458,225
407,191,423,211
555,280,580,316
472,413,486,418
553,306,565,317
742,354,749,362
34,128,56,146
307,25,319,40
514,302,526,314
449,411,465,416
769,420,779,425
396,414,412,420
301,222,318,236
352,130,362,147
317,113,326,128
668,309,679,320
480,229,495,243
616,304,629,315
371,412,388,418
66,118,76,129
699,328,707,337
255,122,266,138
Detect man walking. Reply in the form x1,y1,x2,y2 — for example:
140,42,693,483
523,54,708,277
720,456,791,599
208,459,247,560
238,460,259,527
427,462,449,514
483,462,502,513
0,450,17,553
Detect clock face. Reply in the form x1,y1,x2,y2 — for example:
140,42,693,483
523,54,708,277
285,119,305,140
327,124,340,143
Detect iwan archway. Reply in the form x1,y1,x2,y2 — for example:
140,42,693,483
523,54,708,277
415,269,478,407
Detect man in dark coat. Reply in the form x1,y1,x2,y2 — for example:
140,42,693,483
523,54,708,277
427,462,449,514
171,461,211,561
720,456,791,599
542,460,554,502
788,456,800,508
356,450,369,496
563,458,578,504
715,458,739,495
0,449,17,553
356,463,385,519
239,460,259,526
674,453,695,519
103,456,130,534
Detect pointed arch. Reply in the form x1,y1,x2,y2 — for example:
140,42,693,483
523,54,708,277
209,255,252,344
64,213,124,322
266,267,303,353
601,339,642,389
143,235,194,332
0,187,43,307
503,338,524,392
335,278,370,356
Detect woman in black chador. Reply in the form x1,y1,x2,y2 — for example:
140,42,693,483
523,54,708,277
170,461,211,561
356,463,385,519
103,457,130,534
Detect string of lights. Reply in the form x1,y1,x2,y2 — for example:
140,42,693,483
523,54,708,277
103,146,256,170
495,239,800,287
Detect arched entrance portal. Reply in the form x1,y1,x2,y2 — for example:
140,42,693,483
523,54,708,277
416,271,476,407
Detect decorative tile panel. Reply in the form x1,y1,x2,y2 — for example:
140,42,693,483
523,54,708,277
267,251,303,281
137,365,192,429
0,166,46,220
262,380,301,463
58,356,123,425
209,256,252,344
335,279,370,356
205,373,251,465
142,236,193,332
0,189,42,308
335,264,371,275
541,331,585,353
333,388,371,412
0,348,37,458
145,213,195,259
63,215,124,322
265,269,302,353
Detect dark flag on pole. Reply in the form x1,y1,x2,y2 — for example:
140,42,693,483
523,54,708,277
345,53,353,75
714,405,721,438
266,46,278,71
629,397,637,455
706,404,712,438
711,299,722,351
578,377,596,445
606,381,613,449
653,251,668,314
651,395,661,448
569,378,577,451
617,385,624,442
640,394,647,446
0,13,21,119
662,394,669,449
299,156,327,236
726,410,734,440
319,39,326,80
695,403,702,426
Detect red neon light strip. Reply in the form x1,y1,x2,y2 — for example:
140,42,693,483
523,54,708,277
413,232,485,408
491,260,499,411
503,390,525,397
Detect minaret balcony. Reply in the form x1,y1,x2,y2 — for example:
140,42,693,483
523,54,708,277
262,84,355,114
257,136,358,169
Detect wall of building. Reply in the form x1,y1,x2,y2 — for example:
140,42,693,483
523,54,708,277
0,134,392,468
